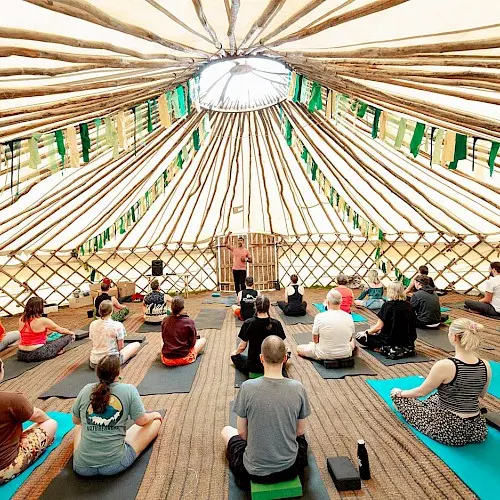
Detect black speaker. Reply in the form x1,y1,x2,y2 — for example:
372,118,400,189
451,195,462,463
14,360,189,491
152,259,164,276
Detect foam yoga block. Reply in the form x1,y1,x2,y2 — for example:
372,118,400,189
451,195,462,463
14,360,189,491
326,457,361,491
249,372,263,379
323,358,355,369
250,477,302,500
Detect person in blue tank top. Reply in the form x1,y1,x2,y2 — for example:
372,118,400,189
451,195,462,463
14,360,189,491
355,270,385,310
390,318,492,446
277,275,307,317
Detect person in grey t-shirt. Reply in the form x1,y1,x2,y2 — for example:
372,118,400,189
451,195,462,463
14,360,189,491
222,336,310,491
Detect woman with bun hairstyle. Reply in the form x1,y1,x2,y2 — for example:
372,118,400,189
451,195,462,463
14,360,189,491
72,355,162,476
390,318,491,446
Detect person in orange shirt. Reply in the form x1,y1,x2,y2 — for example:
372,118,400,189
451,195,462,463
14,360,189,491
224,233,252,294
0,319,20,353
334,274,354,313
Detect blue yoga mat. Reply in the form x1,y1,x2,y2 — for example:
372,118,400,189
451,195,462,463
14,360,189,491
0,412,74,500
367,376,500,500
440,306,451,312
313,304,366,322
489,361,500,399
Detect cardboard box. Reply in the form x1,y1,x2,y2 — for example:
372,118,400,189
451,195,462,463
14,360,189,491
90,284,118,299
68,295,94,309
117,281,135,298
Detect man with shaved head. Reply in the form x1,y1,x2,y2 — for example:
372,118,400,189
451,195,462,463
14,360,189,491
222,336,310,492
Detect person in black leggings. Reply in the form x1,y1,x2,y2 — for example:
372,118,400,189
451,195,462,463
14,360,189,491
224,232,252,294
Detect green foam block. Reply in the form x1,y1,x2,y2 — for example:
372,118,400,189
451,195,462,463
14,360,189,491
212,292,221,297
251,476,303,500
249,372,263,379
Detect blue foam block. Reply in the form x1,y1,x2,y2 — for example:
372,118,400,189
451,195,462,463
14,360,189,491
313,303,366,323
367,376,500,500
489,361,500,399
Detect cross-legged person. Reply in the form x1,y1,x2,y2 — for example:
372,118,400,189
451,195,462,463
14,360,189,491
224,232,252,294
334,274,354,313
94,283,129,322
222,336,310,492
89,301,141,369
355,270,385,310
231,276,259,321
0,358,58,485
277,274,307,317
391,319,491,446
356,281,417,359
0,319,20,352
72,355,162,476
161,296,206,366
297,290,355,361
464,261,500,318
17,297,74,362
143,279,172,323
231,295,286,376
404,265,436,295
410,276,445,328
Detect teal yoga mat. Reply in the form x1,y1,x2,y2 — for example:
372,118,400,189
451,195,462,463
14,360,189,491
489,361,500,399
440,306,451,312
0,412,74,500
313,303,366,322
367,376,500,500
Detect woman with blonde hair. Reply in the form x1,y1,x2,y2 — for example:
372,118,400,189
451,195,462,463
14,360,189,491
390,318,491,446
356,281,416,359
355,270,385,310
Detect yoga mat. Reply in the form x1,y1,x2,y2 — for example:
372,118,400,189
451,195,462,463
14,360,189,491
292,329,368,347
195,308,228,330
137,355,201,395
360,346,431,366
203,296,237,306
0,412,74,500
135,322,162,333
416,328,454,352
79,323,91,332
124,334,146,343
275,307,315,325
367,376,500,500
40,411,165,500
486,411,500,431
440,306,451,312
228,402,329,500
443,302,500,320
313,304,366,322
1,339,90,382
489,361,500,399
233,338,249,388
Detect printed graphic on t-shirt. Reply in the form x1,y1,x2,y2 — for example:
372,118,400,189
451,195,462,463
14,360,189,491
86,395,124,428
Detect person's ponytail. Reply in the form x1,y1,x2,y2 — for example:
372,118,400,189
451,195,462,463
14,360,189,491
255,295,273,330
449,318,483,352
90,355,120,414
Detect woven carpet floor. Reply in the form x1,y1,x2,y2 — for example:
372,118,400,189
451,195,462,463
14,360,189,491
1,289,499,499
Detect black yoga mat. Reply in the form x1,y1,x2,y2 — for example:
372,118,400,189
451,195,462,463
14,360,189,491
228,402,329,500
416,328,455,352
135,322,162,333
79,323,91,332
274,307,315,325
360,346,432,366
75,330,89,340
292,333,376,379
137,355,201,395
1,338,90,382
40,411,165,500
195,308,228,330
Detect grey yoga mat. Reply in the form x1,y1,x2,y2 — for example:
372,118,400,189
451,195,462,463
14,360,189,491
228,402,330,500
360,346,432,366
1,338,90,382
137,355,201,395
203,296,237,306
40,411,165,500
136,322,162,333
274,307,315,325
195,308,228,330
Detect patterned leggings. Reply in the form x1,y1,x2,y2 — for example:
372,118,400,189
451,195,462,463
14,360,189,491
391,393,487,446
17,335,72,362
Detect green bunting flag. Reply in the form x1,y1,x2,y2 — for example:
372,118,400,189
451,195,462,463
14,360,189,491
488,142,499,176
307,82,323,113
285,119,293,146
409,122,426,157
79,123,91,163
54,130,66,166
448,133,468,170
372,108,381,138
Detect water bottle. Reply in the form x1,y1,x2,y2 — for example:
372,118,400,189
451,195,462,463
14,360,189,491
357,439,371,480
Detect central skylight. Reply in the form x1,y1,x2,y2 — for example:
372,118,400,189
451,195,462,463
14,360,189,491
198,57,289,112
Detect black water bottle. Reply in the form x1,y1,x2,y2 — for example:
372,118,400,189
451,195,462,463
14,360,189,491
357,439,371,480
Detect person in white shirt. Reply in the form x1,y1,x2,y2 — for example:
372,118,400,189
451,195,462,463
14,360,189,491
89,301,141,369
277,275,307,317
297,289,356,360
464,262,500,318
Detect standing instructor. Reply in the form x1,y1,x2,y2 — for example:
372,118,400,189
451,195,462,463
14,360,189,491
225,233,252,294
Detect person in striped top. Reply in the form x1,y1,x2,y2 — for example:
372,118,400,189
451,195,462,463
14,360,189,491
390,318,491,446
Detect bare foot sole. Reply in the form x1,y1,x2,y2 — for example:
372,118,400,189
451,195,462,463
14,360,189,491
56,349,65,356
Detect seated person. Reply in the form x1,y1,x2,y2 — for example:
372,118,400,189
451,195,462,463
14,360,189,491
94,283,129,322
231,295,286,375
17,297,74,362
391,318,491,446
404,265,435,295
464,261,500,318
0,358,58,485
355,270,385,310
232,277,259,321
410,276,444,329
356,281,416,359
143,280,172,323
0,319,20,352
334,274,354,313
72,355,162,476
297,290,355,361
277,274,307,317
161,296,206,366
222,336,310,491
89,301,141,370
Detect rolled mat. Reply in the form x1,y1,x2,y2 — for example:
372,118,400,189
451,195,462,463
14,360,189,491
360,346,432,366
0,412,74,500
228,402,329,500
2,338,90,382
136,355,201,395
274,307,314,325
313,304,366,322
489,361,500,399
194,308,228,330
40,411,165,500
367,376,500,500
